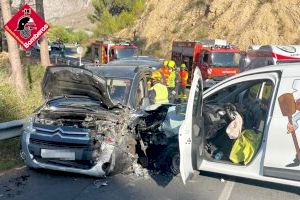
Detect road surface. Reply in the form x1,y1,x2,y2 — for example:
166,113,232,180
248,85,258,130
0,167,298,200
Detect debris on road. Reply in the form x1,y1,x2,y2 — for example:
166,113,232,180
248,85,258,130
94,180,109,188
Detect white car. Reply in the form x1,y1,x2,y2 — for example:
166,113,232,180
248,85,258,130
180,64,300,187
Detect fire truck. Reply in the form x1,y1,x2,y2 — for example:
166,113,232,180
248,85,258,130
171,39,241,88
240,45,300,72
91,40,138,64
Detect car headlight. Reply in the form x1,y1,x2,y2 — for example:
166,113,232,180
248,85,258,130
23,116,35,133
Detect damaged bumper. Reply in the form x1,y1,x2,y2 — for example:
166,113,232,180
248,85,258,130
21,130,114,177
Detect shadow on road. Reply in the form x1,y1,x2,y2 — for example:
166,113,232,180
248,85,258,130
198,171,300,196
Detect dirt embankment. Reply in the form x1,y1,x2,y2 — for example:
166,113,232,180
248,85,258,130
116,0,300,56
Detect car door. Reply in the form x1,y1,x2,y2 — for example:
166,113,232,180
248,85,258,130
264,76,300,181
179,67,203,184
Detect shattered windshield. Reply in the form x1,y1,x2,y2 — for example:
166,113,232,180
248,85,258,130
211,52,241,67
116,48,137,59
107,78,132,105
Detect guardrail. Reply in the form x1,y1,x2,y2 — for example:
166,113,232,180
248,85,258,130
0,119,24,141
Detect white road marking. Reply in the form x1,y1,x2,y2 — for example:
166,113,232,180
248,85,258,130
218,180,236,200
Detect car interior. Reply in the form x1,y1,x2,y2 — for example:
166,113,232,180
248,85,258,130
202,79,274,165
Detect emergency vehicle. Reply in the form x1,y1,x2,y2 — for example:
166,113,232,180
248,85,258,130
179,64,300,187
171,39,241,88
240,45,300,72
91,40,138,64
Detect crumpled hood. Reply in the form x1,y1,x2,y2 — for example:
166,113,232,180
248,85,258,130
42,66,115,108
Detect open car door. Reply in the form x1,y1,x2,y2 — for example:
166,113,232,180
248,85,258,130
179,67,203,184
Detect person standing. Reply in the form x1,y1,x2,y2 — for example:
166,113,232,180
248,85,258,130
178,63,189,101
160,60,170,85
149,70,169,104
167,60,177,103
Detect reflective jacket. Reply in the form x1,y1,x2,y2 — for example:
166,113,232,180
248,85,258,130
168,71,176,88
150,83,169,104
179,69,188,86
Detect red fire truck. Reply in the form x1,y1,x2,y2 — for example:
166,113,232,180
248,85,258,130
91,40,138,64
171,39,241,88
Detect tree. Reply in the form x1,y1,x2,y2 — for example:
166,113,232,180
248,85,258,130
88,0,144,36
35,0,51,67
0,0,26,96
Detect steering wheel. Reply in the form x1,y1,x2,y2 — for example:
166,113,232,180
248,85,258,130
224,103,237,121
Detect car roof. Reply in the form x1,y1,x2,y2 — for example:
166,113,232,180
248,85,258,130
106,57,162,69
84,65,151,79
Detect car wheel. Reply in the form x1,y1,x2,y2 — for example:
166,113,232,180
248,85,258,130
169,152,180,175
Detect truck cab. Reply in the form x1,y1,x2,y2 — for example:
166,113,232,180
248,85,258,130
171,39,241,88
179,64,300,187
196,45,241,88
91,41,138,64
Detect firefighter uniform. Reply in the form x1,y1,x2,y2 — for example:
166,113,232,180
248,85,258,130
178,63,189,100
167,60,177,102
160,60,170,85
149,71,169,104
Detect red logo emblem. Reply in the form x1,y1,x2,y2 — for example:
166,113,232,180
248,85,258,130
3,4,49,50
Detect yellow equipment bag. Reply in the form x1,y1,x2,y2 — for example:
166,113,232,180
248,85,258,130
229,129,262,165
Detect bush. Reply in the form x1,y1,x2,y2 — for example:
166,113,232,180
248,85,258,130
0,61,44,123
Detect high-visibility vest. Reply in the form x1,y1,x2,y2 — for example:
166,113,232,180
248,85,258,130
168,71,176,88
151,83,169,104
179,69,188,86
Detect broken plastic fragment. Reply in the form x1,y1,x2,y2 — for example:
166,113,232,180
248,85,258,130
94,180,108,188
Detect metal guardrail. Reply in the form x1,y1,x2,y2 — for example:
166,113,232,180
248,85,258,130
0,119,24,140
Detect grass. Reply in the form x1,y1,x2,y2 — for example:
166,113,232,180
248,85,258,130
0,53,45,172
0,138,23,172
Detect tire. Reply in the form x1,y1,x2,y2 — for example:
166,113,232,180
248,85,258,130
169,151,180,175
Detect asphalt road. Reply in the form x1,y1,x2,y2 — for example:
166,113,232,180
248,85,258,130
0,166,298,200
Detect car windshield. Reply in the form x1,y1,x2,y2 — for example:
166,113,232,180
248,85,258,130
211,52,241,67
107,78,132,105
116,48,137,59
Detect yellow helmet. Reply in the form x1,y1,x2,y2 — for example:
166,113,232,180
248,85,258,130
181,63,186,69
151,70,162,80
163,60,168,66
168,60,176,69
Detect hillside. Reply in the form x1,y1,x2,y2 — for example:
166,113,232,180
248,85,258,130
12,0,93,30
116,0,300,56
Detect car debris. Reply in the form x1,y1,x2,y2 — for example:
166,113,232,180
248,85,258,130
94,180,109,188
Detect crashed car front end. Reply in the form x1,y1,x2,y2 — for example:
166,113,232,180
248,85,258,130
21,66,135,177
21,101,134,177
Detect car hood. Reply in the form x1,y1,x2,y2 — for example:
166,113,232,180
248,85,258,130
42,66,116,109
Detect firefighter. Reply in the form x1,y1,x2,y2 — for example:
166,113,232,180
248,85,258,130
178,63,189,100
149,70,169,104
167,60,177,102
160,60,170,85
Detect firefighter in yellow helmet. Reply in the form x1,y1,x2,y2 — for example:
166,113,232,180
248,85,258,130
149,70,169,104
167,60,177,102
160,60,170,85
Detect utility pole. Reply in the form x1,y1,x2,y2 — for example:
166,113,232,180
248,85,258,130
35,0,51,67
0,0,26,96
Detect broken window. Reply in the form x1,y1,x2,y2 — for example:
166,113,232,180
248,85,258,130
107,78,132,104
